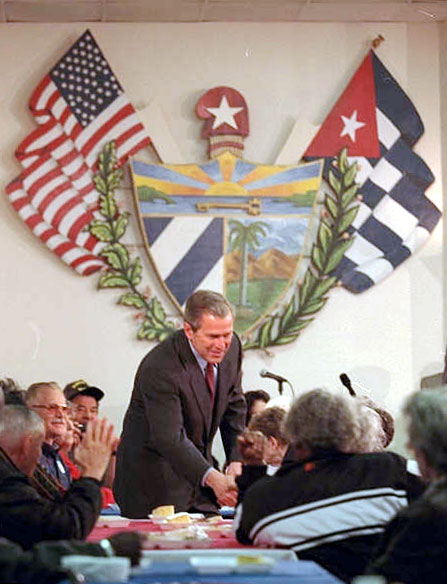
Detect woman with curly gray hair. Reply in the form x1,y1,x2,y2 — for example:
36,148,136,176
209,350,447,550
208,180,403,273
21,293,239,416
284,388,385,456
367,388,447,583
234,388,423,583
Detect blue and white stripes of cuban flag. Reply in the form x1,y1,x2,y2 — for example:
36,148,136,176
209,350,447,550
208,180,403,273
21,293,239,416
333,52,441,293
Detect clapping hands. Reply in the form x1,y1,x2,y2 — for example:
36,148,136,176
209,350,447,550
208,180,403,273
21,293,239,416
74,418,117,481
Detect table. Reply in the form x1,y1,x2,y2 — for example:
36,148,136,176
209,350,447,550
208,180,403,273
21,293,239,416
130,559,342,583
89,518,248,550
88,517,342,583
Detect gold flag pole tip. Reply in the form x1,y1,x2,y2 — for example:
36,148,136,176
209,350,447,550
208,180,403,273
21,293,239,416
372,34,385,49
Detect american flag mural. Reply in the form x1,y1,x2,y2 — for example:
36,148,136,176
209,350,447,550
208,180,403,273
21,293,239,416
6,30,150,275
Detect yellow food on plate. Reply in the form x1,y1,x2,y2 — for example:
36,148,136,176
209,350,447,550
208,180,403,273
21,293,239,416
205,515,222,524
166,512,192,524
152,505,175,517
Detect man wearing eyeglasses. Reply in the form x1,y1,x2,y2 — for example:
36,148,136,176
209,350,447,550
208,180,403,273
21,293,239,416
25,382,72,490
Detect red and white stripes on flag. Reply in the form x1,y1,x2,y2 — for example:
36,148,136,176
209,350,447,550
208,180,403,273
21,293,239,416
6,30,151,275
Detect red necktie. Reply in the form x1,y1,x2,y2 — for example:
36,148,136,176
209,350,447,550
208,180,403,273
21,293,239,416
205,362,216,402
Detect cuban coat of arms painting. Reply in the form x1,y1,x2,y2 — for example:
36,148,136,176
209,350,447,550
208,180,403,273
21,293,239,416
130,87,323,337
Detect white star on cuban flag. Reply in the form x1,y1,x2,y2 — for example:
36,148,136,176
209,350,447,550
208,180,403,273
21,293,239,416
340,110,366,142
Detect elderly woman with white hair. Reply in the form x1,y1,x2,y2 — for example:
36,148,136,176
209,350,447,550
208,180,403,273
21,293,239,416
234,388,424,583
367,388,447,583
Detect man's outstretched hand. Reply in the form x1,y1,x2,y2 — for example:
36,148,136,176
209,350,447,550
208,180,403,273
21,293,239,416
205,469,238,507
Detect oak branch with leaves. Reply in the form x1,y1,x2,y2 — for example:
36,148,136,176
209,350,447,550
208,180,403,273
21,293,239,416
89,142,177,342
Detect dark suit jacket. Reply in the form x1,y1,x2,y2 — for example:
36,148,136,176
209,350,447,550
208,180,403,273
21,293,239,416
113,330,246,518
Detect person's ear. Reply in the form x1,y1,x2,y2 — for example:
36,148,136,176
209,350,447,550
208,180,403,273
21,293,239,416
184,321,194,341
16,435,35,476
20,434,31,457
267,436,277,450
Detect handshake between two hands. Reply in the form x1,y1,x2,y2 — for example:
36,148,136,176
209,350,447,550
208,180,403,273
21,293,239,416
205,460,243,507
205,431,268,507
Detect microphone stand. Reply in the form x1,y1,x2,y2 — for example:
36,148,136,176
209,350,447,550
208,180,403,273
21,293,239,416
278,379,284,396
259,370,295,397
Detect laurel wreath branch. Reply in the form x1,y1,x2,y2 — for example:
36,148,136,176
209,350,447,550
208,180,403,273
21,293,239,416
89,141,177,342
242,148,361,351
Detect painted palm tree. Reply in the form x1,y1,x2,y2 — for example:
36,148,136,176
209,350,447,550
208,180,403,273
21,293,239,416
228,219,269,306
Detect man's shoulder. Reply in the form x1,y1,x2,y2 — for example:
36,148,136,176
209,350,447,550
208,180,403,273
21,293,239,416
353,451,405,464
0,454,41,504
135,330,197,388
141,329,187,363
0,448,27,482
353,451,411,473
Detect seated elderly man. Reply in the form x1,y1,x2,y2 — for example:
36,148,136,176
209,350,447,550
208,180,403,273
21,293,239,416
234,388,424,583
63,379,115,496
64,379,104,430
25,382,72,490
0,388,142,582
0,404,115,549
367,388,447,583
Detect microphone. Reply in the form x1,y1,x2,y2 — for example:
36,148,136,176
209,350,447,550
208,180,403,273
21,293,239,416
260,369,289,383
339,373,356,397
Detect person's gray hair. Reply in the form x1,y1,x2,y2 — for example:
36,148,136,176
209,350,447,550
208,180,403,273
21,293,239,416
404,388,447,474
283,388,385,454
25,381,61,404
184,290,234,331
0,405,45,451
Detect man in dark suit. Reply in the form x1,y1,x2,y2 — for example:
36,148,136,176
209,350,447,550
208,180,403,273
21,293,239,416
113,290,246,518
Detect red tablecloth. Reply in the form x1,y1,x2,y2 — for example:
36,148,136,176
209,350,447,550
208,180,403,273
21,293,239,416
88,519,247,549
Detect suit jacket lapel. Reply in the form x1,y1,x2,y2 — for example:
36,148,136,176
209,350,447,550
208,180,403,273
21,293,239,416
177,332,213,430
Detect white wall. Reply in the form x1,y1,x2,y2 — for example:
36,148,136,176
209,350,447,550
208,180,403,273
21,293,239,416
0,23,443,456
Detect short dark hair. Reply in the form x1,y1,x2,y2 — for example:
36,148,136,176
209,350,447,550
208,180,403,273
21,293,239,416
0,378,26,406
244,390,270,424
184,290,233,331
249,406,288,445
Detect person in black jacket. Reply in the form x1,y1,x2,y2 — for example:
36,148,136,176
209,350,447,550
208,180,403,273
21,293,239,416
0,388,142,583
367,388,447,583
114,290,245,518
0,404,115,549
234,388,424,583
